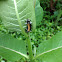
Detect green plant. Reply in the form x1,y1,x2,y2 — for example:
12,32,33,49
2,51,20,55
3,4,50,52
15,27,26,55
0,0,62,62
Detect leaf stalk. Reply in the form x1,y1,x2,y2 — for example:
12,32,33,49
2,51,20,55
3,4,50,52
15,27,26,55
26,33,35,62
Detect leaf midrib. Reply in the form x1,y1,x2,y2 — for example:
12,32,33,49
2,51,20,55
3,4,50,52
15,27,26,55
0,46,28,59
14,0,28,37
34,46,62,59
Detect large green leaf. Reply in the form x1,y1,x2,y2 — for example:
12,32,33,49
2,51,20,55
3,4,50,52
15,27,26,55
0,0,36,33
35,31,62,62
0,33,28,61
35,0,43,26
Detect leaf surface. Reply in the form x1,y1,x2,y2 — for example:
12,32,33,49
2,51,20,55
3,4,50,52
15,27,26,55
0,33,28,61
35,31,62,62
35,0,43,26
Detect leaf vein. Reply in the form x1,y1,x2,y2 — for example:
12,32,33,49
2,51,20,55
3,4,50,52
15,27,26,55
34,46,62,59
17,0,21,4
20,12,31,20
6,22,19,26
3,16,17,20
0,46,28,59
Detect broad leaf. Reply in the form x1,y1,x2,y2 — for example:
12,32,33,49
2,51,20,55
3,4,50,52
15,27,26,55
35,31,62,62
35,0,43,26
0,33,28,61
0,0,36,33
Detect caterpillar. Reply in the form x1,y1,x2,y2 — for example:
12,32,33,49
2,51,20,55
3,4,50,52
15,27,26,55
26,19,32,32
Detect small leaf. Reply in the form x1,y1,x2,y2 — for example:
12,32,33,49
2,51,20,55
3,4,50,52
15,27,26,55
35,31,62,62
35,0,43,26
0,33,28,61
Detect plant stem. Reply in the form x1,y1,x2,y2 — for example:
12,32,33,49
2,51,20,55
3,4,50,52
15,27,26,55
26,33,34,62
